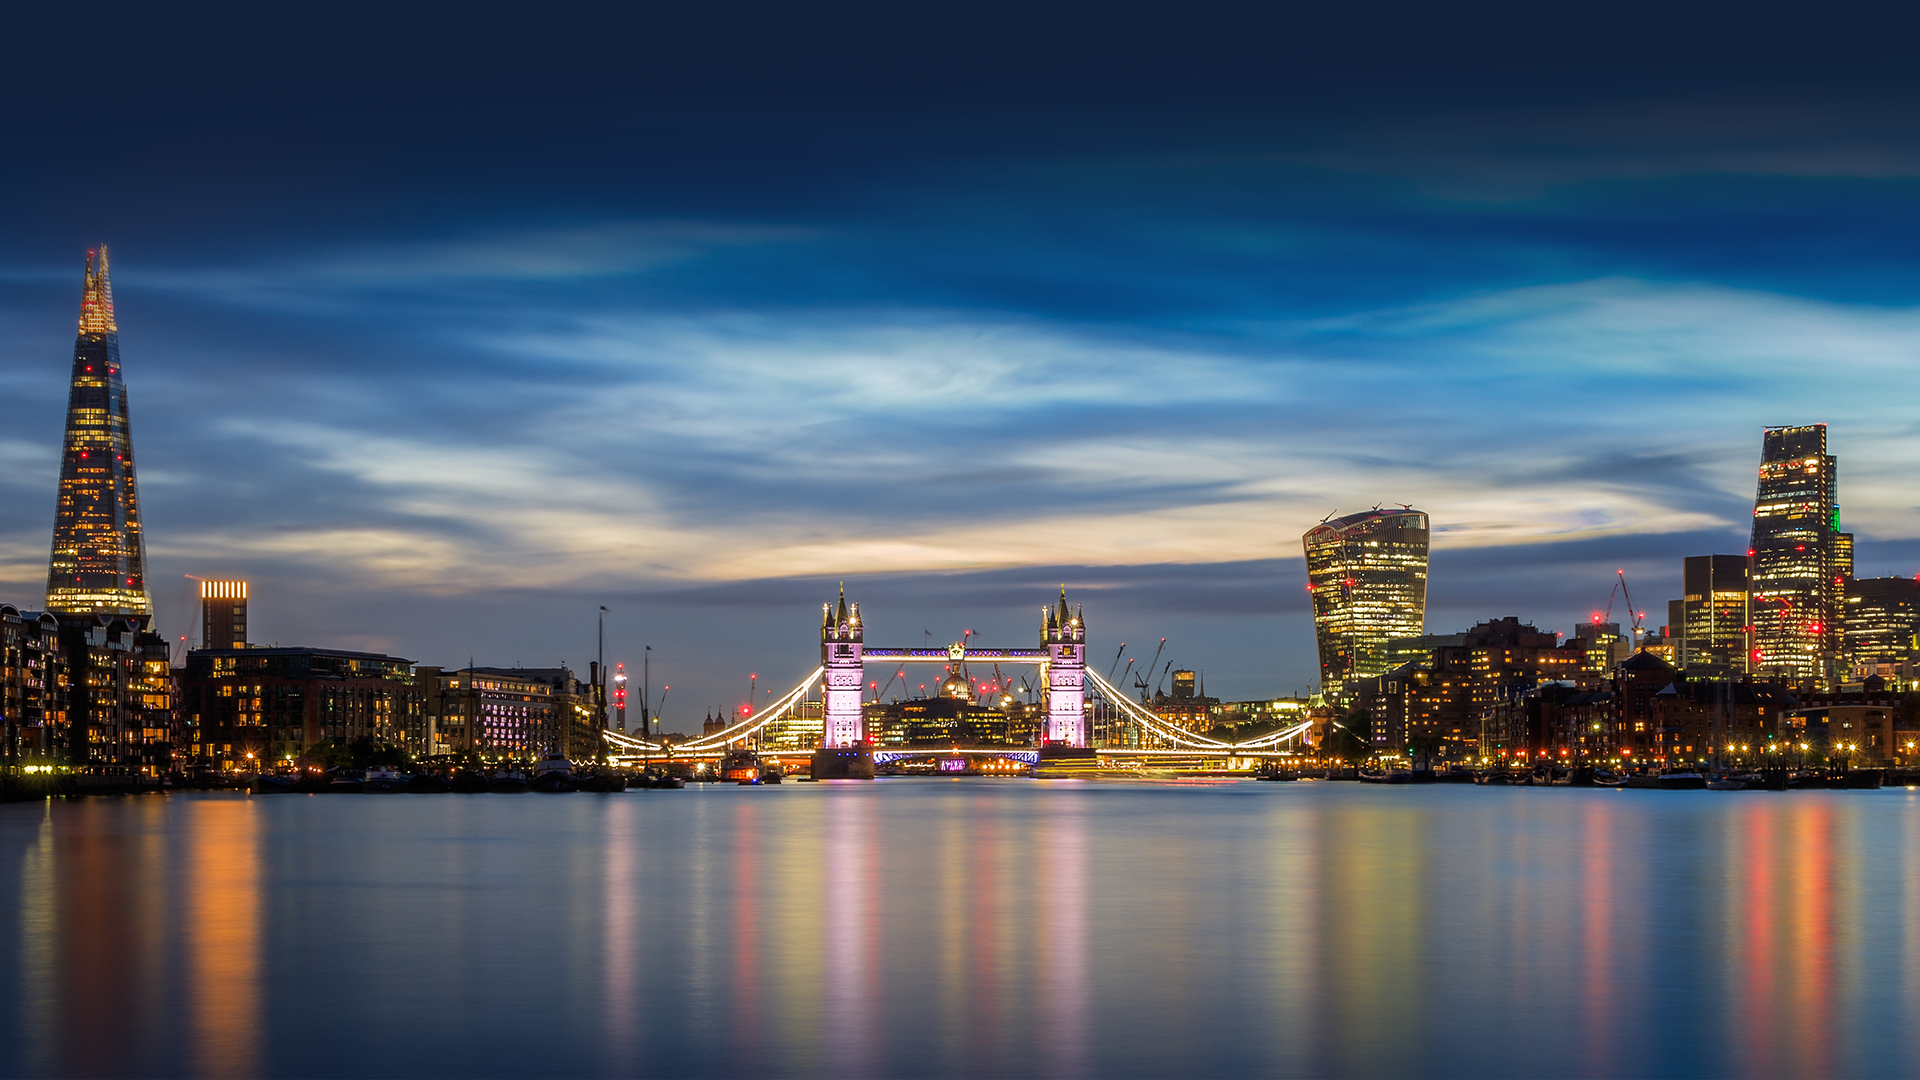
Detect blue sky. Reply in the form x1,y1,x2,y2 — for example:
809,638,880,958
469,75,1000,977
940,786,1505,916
5,3,1920,728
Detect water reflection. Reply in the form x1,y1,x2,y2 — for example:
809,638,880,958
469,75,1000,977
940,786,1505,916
1,786,1917,1078
17,806,57,1077
1035,791,1088,1077
600,798,638,1072
185,799,262,1079
822,789,876,1076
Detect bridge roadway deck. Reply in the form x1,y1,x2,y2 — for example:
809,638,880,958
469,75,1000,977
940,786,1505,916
861,647,1049,662
608,746,1306,763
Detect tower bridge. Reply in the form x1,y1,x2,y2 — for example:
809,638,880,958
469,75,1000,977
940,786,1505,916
602,586,1313,775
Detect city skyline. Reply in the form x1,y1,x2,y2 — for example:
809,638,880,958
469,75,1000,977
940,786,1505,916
10,8,1920,717
9,243,1918,726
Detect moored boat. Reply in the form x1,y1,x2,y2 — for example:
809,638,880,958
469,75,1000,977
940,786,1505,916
450,770,490,793
489,768,531,793
252,772,296,794
531,755,578,793
720,748,762,784
406,771,452,793
578,770,627,792
364,766,407,793
1655,772,1707,790
327,768,365,793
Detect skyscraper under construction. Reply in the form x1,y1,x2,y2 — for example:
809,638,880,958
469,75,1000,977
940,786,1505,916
45,245,152,619
1749,424,1850,686
1304,507,1430,703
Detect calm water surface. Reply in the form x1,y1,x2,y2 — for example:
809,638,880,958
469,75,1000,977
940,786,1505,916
1,780,1917,1079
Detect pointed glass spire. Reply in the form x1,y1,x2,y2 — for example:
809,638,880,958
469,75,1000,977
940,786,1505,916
46,245,152,618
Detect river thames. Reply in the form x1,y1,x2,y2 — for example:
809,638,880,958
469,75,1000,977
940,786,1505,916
0,781,1915,1078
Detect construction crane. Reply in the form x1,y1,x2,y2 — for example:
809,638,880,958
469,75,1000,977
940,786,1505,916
872,666,907,701
1132,639,1167,701
1596,568,1647,643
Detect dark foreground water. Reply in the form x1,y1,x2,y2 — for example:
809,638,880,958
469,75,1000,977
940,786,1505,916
1,781,1917,1079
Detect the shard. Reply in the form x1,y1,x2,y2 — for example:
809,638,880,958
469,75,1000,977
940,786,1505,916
45,245,152,618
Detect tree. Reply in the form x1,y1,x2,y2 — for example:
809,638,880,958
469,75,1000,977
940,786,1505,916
304,738,353,769
1321,712,1371,762
348,737,413,769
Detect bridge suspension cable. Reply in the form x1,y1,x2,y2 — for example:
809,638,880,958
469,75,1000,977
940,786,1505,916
1085,670,1314,752
604,666,825,756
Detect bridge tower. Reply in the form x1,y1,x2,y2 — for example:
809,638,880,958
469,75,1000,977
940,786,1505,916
1042,588,1087,747
813,585,876,778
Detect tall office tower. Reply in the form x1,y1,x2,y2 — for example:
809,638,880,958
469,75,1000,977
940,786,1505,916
1843,576,1920,679
1678,555,1750,675
45,246,151,619
200,580,248,649
1749,425,1847,684
1304,507,1431,703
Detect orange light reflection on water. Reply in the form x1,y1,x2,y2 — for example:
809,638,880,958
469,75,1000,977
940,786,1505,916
185,799,262,1080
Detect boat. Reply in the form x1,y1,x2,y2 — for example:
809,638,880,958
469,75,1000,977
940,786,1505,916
760,766,784,784
531,755,578,793
578,770,627,792
649,773,685,790
1591,771,1629,787
450,770,490,793
720,748,762,783
406,771,452,793
1705,777,1747,791
1358,768,1434,784
1475,771,1513,786
252,772,296,794
489,768,531,793
1655,772,1707,790
364,766,407,793
327,768,365,793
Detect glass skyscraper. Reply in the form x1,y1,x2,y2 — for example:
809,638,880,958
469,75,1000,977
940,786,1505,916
1749,424,1849,685
1678,554,1750,675
1304,508,1430,703
45,245,152,618
1843,576,1920,679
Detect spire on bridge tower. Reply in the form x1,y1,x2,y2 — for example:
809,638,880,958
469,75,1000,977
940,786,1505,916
821,585,865,749
1042,586,1087,747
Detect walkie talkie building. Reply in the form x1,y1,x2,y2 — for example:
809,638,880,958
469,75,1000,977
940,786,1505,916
1304,507,1430,704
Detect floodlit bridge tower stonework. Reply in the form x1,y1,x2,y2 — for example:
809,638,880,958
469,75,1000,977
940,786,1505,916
821,586,865,746
1043,589,1087,747
813,586,877,779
